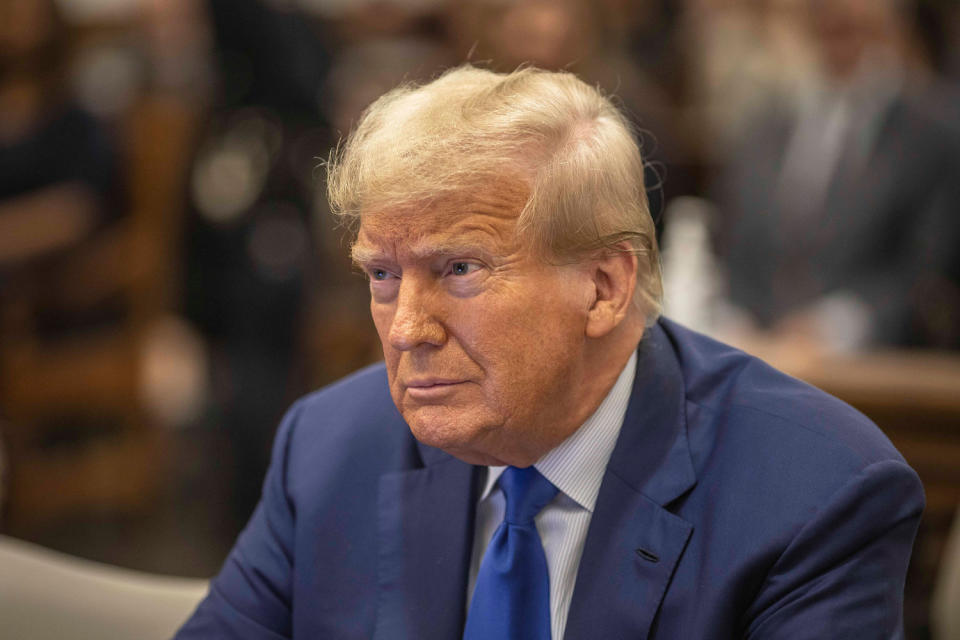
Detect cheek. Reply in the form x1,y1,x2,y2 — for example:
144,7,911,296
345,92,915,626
370,301,393,343
470,296,584,390
370,302,400,374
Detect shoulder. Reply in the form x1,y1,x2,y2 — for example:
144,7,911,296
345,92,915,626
272,362,419,490
655,320,923,594
621,321,923,637
294,361,395,423
659,319,909,481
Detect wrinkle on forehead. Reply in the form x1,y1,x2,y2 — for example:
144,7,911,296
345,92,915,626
353,215,520,265
353,180,530,261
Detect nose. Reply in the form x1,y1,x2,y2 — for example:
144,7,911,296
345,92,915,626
387,278,447,351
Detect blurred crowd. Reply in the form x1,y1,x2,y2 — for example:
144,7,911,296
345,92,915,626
1,0,959,566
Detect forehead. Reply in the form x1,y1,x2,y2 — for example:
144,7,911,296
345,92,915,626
354,181,529,258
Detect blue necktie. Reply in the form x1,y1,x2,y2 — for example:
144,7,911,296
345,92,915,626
464,465,559,640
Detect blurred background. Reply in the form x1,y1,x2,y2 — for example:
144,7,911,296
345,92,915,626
0,0,958,637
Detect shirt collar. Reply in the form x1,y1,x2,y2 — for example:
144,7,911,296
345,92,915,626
479,350,637,513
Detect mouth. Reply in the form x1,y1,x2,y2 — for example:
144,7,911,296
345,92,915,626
404,379,467,401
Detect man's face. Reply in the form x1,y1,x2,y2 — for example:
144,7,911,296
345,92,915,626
353,183,596,466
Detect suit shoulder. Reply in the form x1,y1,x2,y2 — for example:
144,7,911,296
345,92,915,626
279,362,414,468
660,319,906,470
297,361,393,416
658,321,923,560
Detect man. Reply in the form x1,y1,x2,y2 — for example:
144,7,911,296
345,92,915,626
177,66,923,639
716,0,960,351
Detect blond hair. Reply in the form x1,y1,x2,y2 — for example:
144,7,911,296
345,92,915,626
327,64,662,321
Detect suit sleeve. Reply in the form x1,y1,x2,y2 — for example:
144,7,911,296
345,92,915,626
744,459,925,640
174,401,305,639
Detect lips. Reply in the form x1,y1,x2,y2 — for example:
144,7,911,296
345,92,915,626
405,378,464,388
403,378,467,401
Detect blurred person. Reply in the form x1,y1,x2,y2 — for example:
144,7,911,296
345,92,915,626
477,0,594,72
0,0,125,535
177,65,922,639
714,0,960,353
183,0,334,529
322,38,453,148
448,0,684,224
681,0,820,159
141,0,214,98
311,0,447,43
0,0,121,272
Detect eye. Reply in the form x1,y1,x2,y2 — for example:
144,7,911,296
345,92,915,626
369,268,394,281
449,262,481,276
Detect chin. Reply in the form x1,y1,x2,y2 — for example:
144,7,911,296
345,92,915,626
402,405,501,463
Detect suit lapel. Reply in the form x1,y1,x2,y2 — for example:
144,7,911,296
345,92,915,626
563,478,693,640
565,322,697,640
374,443,480,640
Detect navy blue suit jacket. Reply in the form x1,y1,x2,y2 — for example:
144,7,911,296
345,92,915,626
176,319,924,639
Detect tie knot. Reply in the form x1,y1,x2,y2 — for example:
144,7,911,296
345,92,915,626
500,466,558,525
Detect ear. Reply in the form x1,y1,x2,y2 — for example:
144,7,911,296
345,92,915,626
585,245,638,339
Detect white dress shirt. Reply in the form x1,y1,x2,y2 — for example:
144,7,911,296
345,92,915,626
467,351,637,640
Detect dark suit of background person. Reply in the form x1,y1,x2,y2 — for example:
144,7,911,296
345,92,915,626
714,0,960,350
175,318,924,639
716,81,960,349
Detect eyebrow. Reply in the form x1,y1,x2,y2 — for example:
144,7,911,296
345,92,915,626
351,238,498,267
350,244,385,266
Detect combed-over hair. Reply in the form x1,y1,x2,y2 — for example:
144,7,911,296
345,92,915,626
327,64,662,321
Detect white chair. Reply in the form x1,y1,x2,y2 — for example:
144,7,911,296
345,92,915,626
0,535,208,640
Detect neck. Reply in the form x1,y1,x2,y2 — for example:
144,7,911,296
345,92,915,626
577,315,645,427
509,316,645,467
